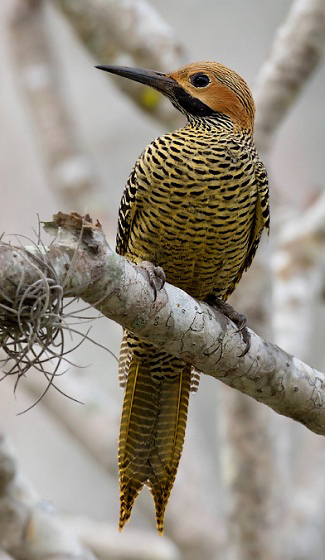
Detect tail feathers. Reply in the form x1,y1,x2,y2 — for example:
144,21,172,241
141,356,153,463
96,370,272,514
118,360,160,530
190,366,201,393
119,470,172,535
119,468,150,531
118,330,131,389
148,364,191,533
148,473,179,535
118,357,191,534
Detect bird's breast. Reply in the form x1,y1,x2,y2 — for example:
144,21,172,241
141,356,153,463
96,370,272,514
127,130,257,298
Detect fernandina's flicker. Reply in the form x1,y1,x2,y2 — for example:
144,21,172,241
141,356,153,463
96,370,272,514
96,61,269,534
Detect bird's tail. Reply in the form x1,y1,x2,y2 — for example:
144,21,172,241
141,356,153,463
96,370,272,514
118,351,191,534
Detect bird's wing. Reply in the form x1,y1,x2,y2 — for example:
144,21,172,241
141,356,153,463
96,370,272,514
221,148,269,299
242,156,269,272
116,150,153,388
116,165,140,257
116,141,161,256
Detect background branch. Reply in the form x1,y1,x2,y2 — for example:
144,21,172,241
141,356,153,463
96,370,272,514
224,0,325,555
54,0,187,125
0,434,97,560
254,0,325,154
11,0,100,209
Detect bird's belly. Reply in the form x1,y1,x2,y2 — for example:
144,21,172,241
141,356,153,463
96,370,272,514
159,219,242,299
129,186,254,300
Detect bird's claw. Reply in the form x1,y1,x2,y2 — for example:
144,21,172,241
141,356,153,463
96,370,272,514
138,261,166,301
207,296,251,356
236,315,250,357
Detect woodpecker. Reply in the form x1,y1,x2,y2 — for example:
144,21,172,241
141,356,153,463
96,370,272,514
96,61,269,534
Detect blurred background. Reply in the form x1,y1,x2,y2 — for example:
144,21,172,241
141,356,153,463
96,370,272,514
1,0,325,559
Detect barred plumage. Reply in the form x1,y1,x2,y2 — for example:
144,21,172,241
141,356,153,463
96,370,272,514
96,61,269,534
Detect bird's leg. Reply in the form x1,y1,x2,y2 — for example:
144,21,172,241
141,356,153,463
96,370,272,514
138,261,166,301
206,295,250,356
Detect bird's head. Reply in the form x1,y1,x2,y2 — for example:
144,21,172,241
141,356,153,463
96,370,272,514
96,61,255,131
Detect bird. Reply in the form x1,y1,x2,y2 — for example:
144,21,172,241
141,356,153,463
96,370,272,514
95,61,269,535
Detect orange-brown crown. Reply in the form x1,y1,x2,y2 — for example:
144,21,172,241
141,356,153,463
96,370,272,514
167,61,255,130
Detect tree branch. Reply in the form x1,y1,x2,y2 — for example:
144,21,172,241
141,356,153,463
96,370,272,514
273,189,325,358
10,0,99,206
0,213,324,436
254,0,325,153
65,515,182,560
54,0,187,71
54,0,187,126
0,433,97,560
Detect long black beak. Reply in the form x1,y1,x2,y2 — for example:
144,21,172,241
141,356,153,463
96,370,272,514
95,65,177,96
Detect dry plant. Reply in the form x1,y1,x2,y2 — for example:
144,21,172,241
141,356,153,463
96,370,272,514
0,222,115,413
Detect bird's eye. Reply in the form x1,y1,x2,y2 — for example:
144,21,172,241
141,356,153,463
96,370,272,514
190,73,211,88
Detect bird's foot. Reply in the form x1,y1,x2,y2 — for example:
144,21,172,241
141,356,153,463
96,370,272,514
207,296,250,356
138,261,166,301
